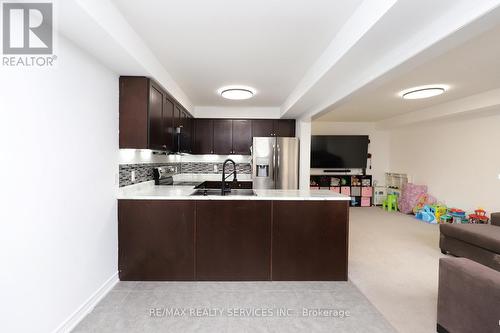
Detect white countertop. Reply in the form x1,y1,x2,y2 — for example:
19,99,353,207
118,180,351,201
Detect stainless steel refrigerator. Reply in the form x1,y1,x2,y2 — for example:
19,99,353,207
252,137,299,190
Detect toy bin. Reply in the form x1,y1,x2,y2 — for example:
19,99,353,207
330,187,341,193
351,186,361,196
341,186,351,196
361,197,371,207
361,187,373,197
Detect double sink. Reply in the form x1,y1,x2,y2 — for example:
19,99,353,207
190,181,256,197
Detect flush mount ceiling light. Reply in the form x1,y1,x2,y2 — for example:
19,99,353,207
218,86,256,100
399,84,449,100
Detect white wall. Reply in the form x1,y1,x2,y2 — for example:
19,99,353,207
311,121,391,185
58,0,193,112
297,119,312,190
389,113,500,213
194,106,281,118
0,37,119,332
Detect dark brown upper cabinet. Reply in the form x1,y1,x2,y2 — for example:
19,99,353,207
180,110,193,153
252,119,274,137
192,118,295,154
193,119,214,154
213,119,233,154
251,119,295,137
119,76,191,152
148,84,165,150
119,76,150,149
119,76,293,152
174,105,182,129
172,104,181,152
274,119,295,137
163,97,175,152
232,120,252,154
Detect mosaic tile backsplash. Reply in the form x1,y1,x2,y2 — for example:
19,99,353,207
119,162,252,187
119,163,177,187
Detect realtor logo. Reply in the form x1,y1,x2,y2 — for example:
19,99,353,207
2,2,53,54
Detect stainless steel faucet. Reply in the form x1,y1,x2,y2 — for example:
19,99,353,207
221,159,238,195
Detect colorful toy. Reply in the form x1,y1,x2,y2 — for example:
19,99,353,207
412,193,437,215
415,205,438,224
398,183,428,214
330,177,341,186
432,205,448,224
440,214,452,224
449,208,467,224
382,194,398,212
361,178,371,187
415,205,439,224
468,209,489,224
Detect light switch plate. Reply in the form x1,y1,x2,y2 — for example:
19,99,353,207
131,170,136,182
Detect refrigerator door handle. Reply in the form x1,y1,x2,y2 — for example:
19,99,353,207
276,143,280,184
272,144,276,181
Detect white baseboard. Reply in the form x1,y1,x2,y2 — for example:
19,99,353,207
52,272,119,333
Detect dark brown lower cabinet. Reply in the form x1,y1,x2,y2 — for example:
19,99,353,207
196,201,272,280
118,200,195,281
118,199,348,281
272,201,349,281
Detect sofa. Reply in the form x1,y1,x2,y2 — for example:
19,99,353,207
439,212,500,271
437,213,500,332
437,257,500,333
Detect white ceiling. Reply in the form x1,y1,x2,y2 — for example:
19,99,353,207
111,0,363,106
316,22,500,122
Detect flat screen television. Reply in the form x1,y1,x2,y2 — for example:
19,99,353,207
311,135,369,169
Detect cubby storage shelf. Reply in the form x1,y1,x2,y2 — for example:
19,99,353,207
310,175,373,207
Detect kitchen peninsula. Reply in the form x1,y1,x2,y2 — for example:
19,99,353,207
118,76,350,282
117,181,350,282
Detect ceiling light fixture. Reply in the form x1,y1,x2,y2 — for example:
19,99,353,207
218,86,256,100
399,85,449,100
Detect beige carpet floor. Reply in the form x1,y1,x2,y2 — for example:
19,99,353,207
349,207,444,333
